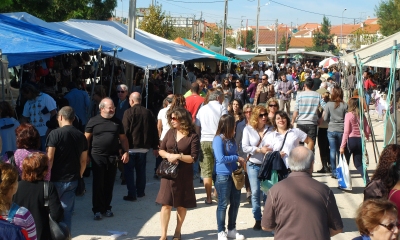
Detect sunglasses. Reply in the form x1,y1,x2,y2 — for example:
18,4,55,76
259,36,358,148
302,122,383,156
269,104,278,107
262,78,267,80
244,111,252,114
259,113,268,118
117,91,125,93
171,117,179,121
379,222,399,231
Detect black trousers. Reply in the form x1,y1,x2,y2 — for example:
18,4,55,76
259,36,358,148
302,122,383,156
297,124,318,151
91,155,117,214
317,128,330,169
345,137,369,181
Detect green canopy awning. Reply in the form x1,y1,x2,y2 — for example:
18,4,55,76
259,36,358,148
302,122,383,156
182,38,241,63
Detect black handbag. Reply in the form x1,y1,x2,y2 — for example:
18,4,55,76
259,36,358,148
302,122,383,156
44,181,71,240
75,178,86,196
156,130,180,179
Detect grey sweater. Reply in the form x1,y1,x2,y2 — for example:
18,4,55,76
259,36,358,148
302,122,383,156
323,102,348,132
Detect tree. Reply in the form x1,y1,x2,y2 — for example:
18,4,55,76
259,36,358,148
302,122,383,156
239,30,255,50
348,26,383,49
279,35,291,51
375,0,400,36
0,0,117,21
307,16,337,54
139,5,174,39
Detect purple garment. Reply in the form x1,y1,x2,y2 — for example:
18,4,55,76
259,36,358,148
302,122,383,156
247,82,257,98
7,149,50,181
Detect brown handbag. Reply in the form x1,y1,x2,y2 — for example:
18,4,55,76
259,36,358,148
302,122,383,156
156,130,180,179
244,127,270,171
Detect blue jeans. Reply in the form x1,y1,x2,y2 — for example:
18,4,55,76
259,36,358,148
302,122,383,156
193,159,200,175
53,180,78,232
246,161,266,221
249,98,254,104
365,92,371,106
125,152,147,197
327,131,343,176
215,174,241,232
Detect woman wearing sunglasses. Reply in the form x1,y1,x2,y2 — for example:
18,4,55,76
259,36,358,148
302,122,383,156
266,98,279,124
242,105,273,231
354,199,398,240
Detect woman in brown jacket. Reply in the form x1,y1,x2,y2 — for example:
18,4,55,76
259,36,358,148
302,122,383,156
156,107,200,240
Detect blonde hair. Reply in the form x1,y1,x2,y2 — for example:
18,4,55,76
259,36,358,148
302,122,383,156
266,98,279,113
249,105,268,129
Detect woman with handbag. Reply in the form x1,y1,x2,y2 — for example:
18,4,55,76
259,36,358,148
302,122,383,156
13,153,64,240
156,107,200,240
242,105,273,231
213,114,246,240
267,111,314,169
340,98,371,181
0,163,36,239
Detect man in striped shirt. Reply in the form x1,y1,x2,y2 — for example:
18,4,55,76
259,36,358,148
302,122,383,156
291,79,322,150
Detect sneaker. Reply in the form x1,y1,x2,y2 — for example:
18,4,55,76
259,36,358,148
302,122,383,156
316,168,326,173
104,210,114,217
253,220,261,231
123,195,137,202
227,229,245,239
218,231,228,240
94,212,102,220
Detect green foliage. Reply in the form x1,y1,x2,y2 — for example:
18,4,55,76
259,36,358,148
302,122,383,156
375,0,400,36
139,5,174,39
0,0,116,21
307,16,337,54
239,30,255,50
279,35,291,51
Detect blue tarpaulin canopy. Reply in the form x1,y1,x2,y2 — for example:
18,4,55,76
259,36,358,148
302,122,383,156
0,14,110,67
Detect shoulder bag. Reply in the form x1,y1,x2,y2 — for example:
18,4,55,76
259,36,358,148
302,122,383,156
244,127,270,171
156,130,180,179
44,181,71,240
221,135,245,190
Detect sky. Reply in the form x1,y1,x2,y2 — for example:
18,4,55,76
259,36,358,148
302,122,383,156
114,0,377,29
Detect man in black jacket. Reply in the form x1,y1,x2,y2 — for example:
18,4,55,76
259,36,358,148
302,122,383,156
122,92,159,201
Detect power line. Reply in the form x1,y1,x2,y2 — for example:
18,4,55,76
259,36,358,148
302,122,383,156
269,0,358,20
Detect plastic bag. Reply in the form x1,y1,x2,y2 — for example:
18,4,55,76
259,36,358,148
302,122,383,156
337,154,352,190
260,170,279,194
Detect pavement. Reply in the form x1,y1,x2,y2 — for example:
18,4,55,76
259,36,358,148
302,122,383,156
71,99,385,240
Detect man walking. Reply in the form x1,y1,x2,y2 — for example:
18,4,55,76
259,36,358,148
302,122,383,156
291,79,321,148
277,73,293,115
262,146,343,239
85,98,129,220
113,84,130,121
195,90,228,204
122,92,159,201
46,106,88,230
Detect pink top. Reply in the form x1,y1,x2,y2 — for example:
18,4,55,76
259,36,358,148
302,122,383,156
6,149,51,181
340,112,370,148
389,189,400,221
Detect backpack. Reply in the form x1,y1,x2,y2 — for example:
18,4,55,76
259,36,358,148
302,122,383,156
0,203,28,240
363,179,388,201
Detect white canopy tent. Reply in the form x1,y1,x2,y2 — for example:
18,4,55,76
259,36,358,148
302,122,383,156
342,31,400,68
67,19,214,63
225,48,258,61
2,12,179,69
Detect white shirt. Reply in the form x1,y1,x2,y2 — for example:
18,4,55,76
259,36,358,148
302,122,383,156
242,124,273,165
157,105,171,141
265,69,275,81
22,93,56,136
0,117,19,155
195,101,228,142
267,128,307,167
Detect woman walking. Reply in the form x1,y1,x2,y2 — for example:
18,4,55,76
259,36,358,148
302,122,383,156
324,86,348,179
156,107,200,240
213,115,245,240
242,105,273,230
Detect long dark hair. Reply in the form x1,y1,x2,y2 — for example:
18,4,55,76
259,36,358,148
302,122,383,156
372,144,400,192
330,86,344,109
216,114,236,140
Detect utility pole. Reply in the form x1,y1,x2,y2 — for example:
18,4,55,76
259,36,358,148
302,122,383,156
192,15,195,40
203,19,206,46
245,19,248,50
186,18,189,39
274,19,278,63
152,0,154,6
255,0,260,53
126,0,137,91
121,0,123,24
198,12,202,43
222,0,228,56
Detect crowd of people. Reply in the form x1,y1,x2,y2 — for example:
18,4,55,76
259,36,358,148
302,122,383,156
0,58,398,240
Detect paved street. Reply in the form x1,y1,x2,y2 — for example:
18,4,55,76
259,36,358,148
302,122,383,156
71,101,385,240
